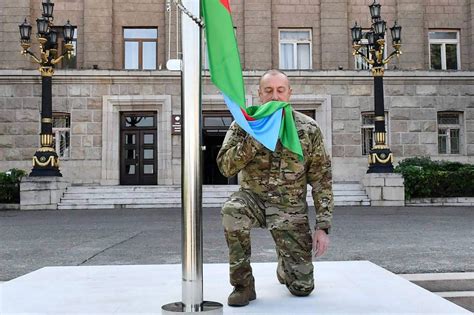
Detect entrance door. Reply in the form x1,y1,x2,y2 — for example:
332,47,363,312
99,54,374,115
202,112,237,185
120,112,157,185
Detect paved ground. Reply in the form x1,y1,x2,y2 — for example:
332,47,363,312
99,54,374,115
0,206,473,281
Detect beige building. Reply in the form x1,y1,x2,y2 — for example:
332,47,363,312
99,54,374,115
0,0,473,188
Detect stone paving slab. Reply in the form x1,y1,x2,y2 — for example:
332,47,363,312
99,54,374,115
0,261,470,315
0,206,473,281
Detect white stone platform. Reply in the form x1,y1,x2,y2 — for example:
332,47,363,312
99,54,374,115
0,261,470,314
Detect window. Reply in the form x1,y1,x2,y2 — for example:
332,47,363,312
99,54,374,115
361,112,389,155
51,26,77,69
355,43,370,70
52,113,71,159
203,115,233,134
124,28,158,70
279,29,312,70
429,31,460,70
203,39,209,70
438,112,462,154
354,31,387,70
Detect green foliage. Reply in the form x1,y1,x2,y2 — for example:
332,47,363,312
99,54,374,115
394,157,474,200
0,168,27,203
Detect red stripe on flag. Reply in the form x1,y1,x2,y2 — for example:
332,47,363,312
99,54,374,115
219,0,231,12
241,108,256,121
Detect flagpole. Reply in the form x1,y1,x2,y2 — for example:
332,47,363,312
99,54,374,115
162,0,222,313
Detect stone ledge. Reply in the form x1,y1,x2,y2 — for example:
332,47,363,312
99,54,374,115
407,197,474,206
0,203,19,210
371,200,405,206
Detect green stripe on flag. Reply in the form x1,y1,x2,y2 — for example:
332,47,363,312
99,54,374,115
202,0,245,107
247,101,304,161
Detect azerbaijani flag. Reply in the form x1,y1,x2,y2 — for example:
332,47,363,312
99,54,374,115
202,0,303,160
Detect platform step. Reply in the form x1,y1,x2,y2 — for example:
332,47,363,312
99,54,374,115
401,273,474,292
400,273,474,312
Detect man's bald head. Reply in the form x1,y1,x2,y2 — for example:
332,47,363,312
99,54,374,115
258,69,292,103
259,69,290,89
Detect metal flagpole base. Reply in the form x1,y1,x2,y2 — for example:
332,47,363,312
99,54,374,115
162,301,223,314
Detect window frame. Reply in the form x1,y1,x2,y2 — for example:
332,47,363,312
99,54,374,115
354,31,387,70
437,111,463,155
279,29,312,70
361,111,389,156
52,112,71,159
123,27,158,70
428,30,461,70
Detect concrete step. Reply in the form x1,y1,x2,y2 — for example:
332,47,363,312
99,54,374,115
62,190,369,200
335,201,371,206
59,183,371,209
65,183,365,192
59,195,370,203
58,200,371,209
57,203,182,210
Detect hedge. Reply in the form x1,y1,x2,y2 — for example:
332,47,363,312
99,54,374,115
394,157,474,200
0,169,27,203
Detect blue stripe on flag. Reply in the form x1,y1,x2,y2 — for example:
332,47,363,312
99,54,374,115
223,94,282,151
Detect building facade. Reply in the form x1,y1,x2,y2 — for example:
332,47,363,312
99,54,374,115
0,0,473,186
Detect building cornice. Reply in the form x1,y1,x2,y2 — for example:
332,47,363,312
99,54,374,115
0,69,473,84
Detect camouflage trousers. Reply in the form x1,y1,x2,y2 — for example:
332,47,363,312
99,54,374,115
221,190,314,296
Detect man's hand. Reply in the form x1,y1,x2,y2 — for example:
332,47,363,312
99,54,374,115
312,230,329,257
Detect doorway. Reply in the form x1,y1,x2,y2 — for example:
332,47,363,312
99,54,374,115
120,112,157,185
202,112,237,185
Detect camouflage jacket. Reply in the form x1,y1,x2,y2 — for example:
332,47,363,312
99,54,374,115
217,111,333,230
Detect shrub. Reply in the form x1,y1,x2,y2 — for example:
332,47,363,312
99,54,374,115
0,169,27,203
394,157,474,200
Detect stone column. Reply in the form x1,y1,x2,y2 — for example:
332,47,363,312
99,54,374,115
83,0,113,70
0,0,31,69
243,0,272,70
320,0,349,70
397,0,424,70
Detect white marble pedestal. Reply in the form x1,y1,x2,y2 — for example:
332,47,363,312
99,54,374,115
0,261,469,314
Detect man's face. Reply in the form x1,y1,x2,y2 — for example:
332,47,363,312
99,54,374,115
258,73,292,104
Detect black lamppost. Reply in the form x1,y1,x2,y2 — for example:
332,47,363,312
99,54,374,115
19,0,75,176
351,0,402,173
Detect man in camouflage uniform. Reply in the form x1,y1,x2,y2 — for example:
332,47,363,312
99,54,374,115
217,69,333,307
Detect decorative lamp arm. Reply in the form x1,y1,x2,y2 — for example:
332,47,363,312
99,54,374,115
51,55,64,65
51,43,74,65
352,47,374,65
22,49,42,65
382,45,403,65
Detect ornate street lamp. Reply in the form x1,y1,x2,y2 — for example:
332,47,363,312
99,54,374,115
41,0,54,20
350,0,402,173
19,0,75,176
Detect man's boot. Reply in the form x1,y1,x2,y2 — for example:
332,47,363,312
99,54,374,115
228,277,256,307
